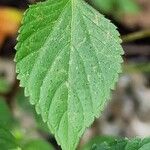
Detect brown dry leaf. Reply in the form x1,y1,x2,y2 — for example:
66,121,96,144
0,7,23,47
122,0,150,29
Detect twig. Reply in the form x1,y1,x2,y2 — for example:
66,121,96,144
123,63,150,73
122,29,150,43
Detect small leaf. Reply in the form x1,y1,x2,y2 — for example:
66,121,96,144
22,139,54,150
125,138,141,150
82,136,117,150
92,143,110,150
0,126,19,150
15,0,123,149
139,143,150,150
83,136,150,150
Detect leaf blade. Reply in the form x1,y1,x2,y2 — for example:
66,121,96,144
15,0,123,149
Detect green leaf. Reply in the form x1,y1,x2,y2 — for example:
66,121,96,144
84,136,150,150
0,97,13,128
0,126,19,150
22,139,54,150
125,138,141,150
92,143,110,150
82,136,127,150
139,143,150,150
15,0,123,149
82,136,117,150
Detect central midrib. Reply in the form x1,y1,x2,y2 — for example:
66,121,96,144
66,0,75,149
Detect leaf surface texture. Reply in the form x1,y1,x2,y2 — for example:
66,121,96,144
15,0,123,149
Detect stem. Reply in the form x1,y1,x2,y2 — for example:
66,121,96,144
122,29,150,43
123,63,150,73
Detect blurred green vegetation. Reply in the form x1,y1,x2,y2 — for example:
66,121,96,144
90,0,140,18
0,98,13,128
22,139,54,150
0,78,10,94
0,126,20,150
